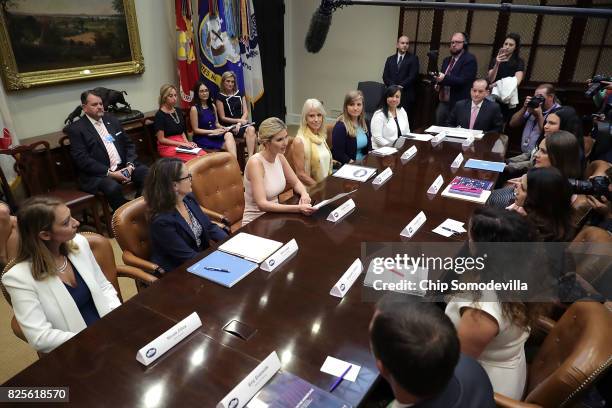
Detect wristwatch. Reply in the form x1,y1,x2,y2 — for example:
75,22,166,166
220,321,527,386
126,162,135,169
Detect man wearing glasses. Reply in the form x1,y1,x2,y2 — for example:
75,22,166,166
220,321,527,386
434,32,478,126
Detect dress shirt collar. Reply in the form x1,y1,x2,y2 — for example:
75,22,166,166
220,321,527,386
471,100,483,110
86,113,104,127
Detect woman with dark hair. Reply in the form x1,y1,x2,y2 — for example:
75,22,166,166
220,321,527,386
331,90,372,164
370,85,410,149
144,158,228,273
523,167,575,241
1,197,120,352
154,84,205,162
189,81,237,158
446,206,545,399
488,33,526,121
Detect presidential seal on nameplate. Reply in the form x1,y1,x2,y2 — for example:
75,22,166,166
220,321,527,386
327,199,356,223
400,145,417,163
427,175,444,195
450,152,464,169
372,167,393,187
260,239,299,272
330,258,363,298
400,211,427,238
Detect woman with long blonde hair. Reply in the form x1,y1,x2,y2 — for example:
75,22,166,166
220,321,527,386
332,90,372,164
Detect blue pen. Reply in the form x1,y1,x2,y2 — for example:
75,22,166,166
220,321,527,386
329,365,351,392
203,266,230,273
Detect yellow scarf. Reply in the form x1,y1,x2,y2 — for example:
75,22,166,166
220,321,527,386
302,126,332,182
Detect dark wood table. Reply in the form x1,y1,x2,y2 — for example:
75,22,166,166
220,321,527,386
3,133,505,407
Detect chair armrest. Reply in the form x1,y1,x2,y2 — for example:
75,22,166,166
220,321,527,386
201,207,230,226
533,315,555,334
121,251,158,275
494,393,541,408
11,316,26,343
117,265,158,285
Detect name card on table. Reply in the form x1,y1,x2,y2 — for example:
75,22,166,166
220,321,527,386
400,211,427,238
431,131,446,147
217,351,281,408
451,152,464,169
401,145,417,161
427,175,444,195
136,312,202,366
372,167,393,186
330,258,363,298
260,239,298,272
462,136,474,147
327,199,356,223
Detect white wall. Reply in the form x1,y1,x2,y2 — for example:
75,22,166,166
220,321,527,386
2,0,176,141
285,0,399,124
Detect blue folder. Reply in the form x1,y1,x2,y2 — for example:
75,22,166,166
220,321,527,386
464,159,505,173
187,250,258,288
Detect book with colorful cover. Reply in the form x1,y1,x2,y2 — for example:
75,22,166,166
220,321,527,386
246,370,352,408
449,176,494,197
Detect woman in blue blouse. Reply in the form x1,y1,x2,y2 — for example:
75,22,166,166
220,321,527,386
332,90,372,164
144,158,228,273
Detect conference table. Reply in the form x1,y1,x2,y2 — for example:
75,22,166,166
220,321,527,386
3,132,506,407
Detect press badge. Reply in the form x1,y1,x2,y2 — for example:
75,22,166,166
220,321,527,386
104,135,115,143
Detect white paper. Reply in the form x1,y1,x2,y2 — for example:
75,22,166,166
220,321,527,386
320,356,361,382
432,219,467,237
219,232,283,263
176,146,202,154
332,164,377,182
425,126,484,140
370,146,398,156
260,239,298,272
403,133,433,142
313,189,357,210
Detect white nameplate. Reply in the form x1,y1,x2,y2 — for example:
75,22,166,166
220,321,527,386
330,258,363,298
260,239,298,272
372,167,393,185
431,131,446,146
400,211,427,238
427,175,444,195
450,152,464,169
462,136,474,147
217,351,281,408
327,199,356,223
136,312,202,366
401,145,417,161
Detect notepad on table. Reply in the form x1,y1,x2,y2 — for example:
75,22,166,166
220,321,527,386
187,250,258,288
370,146,398,156
218,232,283,263
464,159,505,172
332,164,377,182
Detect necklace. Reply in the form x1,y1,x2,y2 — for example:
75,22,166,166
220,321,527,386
56,256,68,274
169,109,180,124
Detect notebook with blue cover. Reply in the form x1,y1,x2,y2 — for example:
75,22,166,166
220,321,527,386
187,250,258,288
464,159,505,173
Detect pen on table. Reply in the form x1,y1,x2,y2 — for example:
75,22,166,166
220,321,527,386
329,365,352,392
203,266,230,273
441,226,462,234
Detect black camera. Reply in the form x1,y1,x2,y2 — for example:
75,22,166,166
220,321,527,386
568,176,611,200
585,74,612,98
527,94,545,109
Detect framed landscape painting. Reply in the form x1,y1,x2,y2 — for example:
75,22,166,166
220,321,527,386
0,0,144,90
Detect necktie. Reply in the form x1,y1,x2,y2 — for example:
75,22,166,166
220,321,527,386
439,57,457,102
95,120,121,171
469,105,479,129
397,55,403,68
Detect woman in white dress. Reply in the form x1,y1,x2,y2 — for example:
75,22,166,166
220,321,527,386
242,117,316,226
290,99,333,186
370,85,410,149
445,206,548,399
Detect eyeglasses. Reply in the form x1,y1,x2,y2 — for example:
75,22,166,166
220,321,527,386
176,173,192,182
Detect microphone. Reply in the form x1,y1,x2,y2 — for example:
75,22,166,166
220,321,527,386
305,0,335,53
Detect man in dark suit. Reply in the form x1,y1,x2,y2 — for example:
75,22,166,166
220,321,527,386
66,90,148,210
369,296,495,408
447,79,504,133
434,32,478,126
382,35,420,117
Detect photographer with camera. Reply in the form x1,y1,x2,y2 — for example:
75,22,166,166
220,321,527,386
586,76,612,163
580,166,612,233
509,84,561,154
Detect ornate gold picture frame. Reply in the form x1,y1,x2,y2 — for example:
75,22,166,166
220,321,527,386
0,0,144,91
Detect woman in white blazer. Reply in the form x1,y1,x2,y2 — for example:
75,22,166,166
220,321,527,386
1,197,120,353
370,85,411,149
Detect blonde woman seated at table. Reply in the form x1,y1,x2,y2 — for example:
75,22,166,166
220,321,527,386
154,84,205,162
1,197,121,353
243,117,316,226
290,99,332,187
331,90,372,164
370,85,410,149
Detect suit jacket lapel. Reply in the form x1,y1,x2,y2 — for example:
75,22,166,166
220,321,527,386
68,250,111,317
43,273,87,333
83,117,111,164
174,211,197,244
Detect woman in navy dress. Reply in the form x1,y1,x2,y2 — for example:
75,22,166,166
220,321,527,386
189,81,238,158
